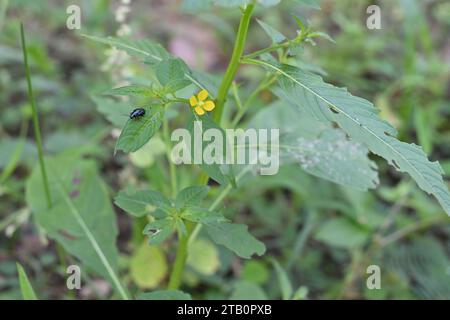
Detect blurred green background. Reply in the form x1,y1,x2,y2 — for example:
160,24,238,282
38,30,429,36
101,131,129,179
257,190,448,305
0,0,449,299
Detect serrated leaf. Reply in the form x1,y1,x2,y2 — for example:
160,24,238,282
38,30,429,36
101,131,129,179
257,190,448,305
84,35,211,95
186,114,235,185
92,96,131,127
248,101,379,191
257,19,286,43
175,186,209,209
252,59,450,215
25,155,126,298
82,35,170,63
143,219,175,245
115,105,164,153
182,206,227,224
114,189,172,217
16,263,38,300
205,222,265,259
156,58,189,87
138,290,192,300
308,31,335,43
104,85,157,97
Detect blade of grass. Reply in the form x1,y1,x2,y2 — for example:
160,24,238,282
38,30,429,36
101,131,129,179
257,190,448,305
20,22,52,208
16,263,38,300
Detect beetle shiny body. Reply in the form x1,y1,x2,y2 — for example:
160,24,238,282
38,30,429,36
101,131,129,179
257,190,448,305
129,108,145,119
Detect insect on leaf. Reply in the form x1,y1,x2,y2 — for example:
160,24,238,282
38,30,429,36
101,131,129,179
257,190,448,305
115,105,164,154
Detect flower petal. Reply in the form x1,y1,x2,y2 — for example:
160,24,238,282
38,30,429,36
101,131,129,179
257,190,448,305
197,89,209,101
203,100,215,111
189,95,198,107
194,106,205,115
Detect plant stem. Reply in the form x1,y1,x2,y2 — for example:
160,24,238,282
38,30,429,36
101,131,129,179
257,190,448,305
213,3,255,124
242,42,290,60
20,23,52,208
167,222,194,290
167,6,255,290
163,119,177,198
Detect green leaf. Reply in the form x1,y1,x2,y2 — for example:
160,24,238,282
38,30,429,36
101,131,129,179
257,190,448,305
130,243,168,289
143,219,175,245
257,19,286,43
175,186,209,209
84,35,210,94
25,155,127,299
205,222,265,259
249,101,379,191
156,58,187,85
91,96,131,127
138,290,192,300
115,105,164,153
241,261,269,285
230,281,268,300
16,263,38,300
308,31,335,43
114,188,172,217
82,35,170,63
187,114,235,185
254,59,450,215
104,85,157,97
271,260,293,300
182,206,227,224
187,238,220,275
315,217,370,249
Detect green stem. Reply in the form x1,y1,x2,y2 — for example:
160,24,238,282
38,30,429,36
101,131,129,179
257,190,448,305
167,222,194,290
163,119,177,198
167,5,255,290
242,42,290,60
213,4,255,124
20,23,52,208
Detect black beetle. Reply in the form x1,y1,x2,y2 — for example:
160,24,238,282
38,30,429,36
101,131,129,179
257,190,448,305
129,108,145,119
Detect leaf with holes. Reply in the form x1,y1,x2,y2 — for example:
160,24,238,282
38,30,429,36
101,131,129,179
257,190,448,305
251,59,450,215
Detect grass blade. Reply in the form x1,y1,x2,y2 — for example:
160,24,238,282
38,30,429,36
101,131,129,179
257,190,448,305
16,263,38,300
20,22,52,208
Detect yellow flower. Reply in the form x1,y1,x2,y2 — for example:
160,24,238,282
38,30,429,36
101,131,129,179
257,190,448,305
189,89,215,115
